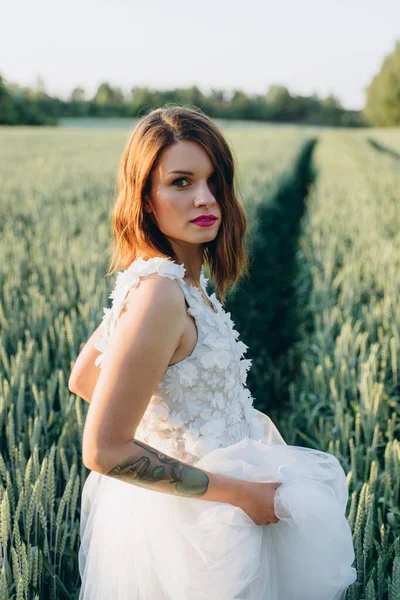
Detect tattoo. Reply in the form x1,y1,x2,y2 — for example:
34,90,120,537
107,439,209,497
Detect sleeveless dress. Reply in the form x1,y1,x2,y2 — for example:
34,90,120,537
78,256,357,600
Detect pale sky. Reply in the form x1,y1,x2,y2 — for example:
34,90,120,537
2,0,399,110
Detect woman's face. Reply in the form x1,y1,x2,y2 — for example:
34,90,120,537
144,140,222,248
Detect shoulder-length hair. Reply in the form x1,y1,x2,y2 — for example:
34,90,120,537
106,104,249,305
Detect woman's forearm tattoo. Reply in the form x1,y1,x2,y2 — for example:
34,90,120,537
106,439,209,497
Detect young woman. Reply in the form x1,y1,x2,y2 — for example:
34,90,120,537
70,105,357,599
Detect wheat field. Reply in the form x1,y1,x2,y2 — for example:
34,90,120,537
0,122,399,599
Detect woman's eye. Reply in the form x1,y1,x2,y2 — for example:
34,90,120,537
172,178,189,188
172,175,218,188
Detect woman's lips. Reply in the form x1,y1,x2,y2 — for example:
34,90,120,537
191,217,217,227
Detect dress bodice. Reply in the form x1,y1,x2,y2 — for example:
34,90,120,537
93,256,266,464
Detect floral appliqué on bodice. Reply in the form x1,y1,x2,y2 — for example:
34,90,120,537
93,256,265,465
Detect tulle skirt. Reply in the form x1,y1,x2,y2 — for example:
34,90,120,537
78,410,357,600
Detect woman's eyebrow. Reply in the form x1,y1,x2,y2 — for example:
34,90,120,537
168,169,194,175
168,169,215,176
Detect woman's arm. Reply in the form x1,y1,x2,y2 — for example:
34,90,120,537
91,434,243,505
82,275,245,506
68,324,103,403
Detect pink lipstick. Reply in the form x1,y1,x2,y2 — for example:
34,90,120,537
190,214,218,227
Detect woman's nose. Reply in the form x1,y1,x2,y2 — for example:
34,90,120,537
195,182,216,206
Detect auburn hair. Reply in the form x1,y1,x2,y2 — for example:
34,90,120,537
106,104,249,305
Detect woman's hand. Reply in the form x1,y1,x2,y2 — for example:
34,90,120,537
234,480,282,526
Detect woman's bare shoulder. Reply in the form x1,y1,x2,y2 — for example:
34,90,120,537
122,272,187,321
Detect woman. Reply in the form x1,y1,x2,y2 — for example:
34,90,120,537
70,105,357,599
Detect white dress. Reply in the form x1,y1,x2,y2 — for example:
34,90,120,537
78,256,357,600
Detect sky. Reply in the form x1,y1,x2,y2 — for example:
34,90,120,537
1,0,399,111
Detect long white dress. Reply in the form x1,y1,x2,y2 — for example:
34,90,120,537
78,256,357,600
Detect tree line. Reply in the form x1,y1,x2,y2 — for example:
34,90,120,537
0,75,365,127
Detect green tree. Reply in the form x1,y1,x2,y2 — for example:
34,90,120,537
321,94,342,111
363,40,400,126
209,88,227,110
70,86,86,102
266,84,291,106
69,86,87,116
28,75,49,100
0,74,16,124
94,82,124,105
230,89,257,119
265,85,294,120
130,86,159,114
180,85,205,107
